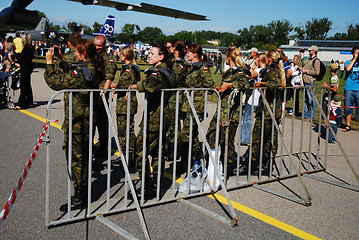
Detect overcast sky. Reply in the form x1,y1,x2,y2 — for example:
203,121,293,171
2,0,359,37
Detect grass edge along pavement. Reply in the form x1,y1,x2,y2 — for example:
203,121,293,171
12,108,322,240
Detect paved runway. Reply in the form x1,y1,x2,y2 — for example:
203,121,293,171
0,67,358,239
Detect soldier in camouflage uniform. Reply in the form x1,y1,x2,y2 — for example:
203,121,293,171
44,39,104,211
179,44,214,173
206,46,250,170
112,46,140,168
130,44,175,200
58,33,82,150
164,39,187,161
239,50,286,176
93,35,116,157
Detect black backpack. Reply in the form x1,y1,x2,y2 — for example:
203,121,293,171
312,58,326,81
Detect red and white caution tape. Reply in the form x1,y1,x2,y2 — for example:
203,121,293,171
0,120,58,231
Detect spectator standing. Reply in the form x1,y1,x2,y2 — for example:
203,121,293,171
321,62,339,117
129,44,175,200
296,45,321,121
4,36,15,72
339,61,345,79
93,35,117,157
13,34,34,110
13,32,23,56
238,50,286,176
206,46,249,173
240,53,266,145
327,95,343,143
342,47,359,132
245,47,259,70
44,39,104,211
214,52,223,74
0,37,4,64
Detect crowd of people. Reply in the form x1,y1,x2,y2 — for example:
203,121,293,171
2,31,358,210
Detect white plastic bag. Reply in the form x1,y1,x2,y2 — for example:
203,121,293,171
177,149,224,193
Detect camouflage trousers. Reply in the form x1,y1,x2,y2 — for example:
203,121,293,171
63,130,89,192
117,114,136,167
206,116,239,164
135,114,168,180
179,111,203,155
251,117,279,164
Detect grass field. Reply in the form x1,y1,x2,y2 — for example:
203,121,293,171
33,56,358,130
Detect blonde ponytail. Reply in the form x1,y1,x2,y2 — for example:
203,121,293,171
278,59,286,90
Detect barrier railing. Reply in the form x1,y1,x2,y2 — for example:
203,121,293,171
45,88,237,239
45,85,359,238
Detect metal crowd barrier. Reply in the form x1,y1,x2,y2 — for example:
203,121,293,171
222,86,359,205
45,88,237,239
45,86,359,238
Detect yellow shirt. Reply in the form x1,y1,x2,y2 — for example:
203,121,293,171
13,37,23,53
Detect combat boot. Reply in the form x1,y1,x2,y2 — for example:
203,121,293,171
59,188,87,212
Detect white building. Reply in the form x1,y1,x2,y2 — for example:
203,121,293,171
280,40,359,64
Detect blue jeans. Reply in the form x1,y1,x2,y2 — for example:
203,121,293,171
304,84,316,119
240,103,257,144
344,90,359,117
214,63,223,74
328,123,337,142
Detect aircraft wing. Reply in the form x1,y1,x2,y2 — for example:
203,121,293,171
68,0,209,21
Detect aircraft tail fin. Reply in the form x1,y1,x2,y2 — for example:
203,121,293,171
92,15,115,37
34,17,47,31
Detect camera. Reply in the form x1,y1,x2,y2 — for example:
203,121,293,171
299,48,305,53
53,46,59,55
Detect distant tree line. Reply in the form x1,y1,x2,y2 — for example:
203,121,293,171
1,12,358,50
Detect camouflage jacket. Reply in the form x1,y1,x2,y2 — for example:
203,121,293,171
138,63,175,131
256,63,283,119
115,64,140,115
99,51,116,88
44,61,98,133
218,66,249,122
181,61,214,113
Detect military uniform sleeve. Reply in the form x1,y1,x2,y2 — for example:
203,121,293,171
232,70,249,89
263,69,279,92
201,66,215,88
137,69,162,93
44,64,87,91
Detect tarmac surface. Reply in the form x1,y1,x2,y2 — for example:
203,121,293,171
0,67,358,239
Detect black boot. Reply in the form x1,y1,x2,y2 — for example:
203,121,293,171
237,156,249,175
144,176,155,201
59,188,87,212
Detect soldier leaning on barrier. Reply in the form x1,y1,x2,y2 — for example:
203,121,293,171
129,44,175,200
44,39,105,211
111,46,140,168
179,44,215,174
206,46,250,174
238,50,286,176
93,35,117,157
164,39,188,161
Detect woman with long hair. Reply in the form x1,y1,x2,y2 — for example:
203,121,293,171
44,39,104,211
238,50,286,176
164,39,187,161
179,44,214,173
206,46,249,173
112,46,140,168
129,44,174,200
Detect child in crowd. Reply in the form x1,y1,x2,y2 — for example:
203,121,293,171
321,63,339,115
327,94,343,143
